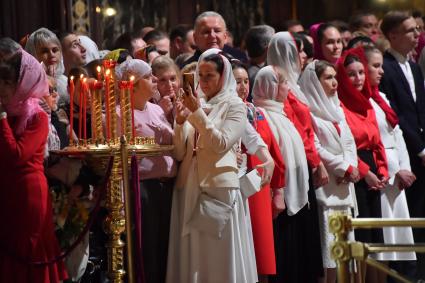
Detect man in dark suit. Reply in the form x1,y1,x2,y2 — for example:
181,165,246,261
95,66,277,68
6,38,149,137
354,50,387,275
379,10,425,280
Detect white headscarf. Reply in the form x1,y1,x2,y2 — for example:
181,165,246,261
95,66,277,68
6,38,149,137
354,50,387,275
298,60,344,123
267,31,307,104
115,59,152,82
194,48,239,105
252,66,309,216
79,35,100,64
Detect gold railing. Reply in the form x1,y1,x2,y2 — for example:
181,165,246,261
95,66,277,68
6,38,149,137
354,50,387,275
329,213,425,283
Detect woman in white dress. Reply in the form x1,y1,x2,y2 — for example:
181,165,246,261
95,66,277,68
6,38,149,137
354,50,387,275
363,46,416,279
166,48,257,283
299,60,359,283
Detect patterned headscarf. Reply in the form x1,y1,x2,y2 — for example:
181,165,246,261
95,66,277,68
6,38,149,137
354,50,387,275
4,49,48,135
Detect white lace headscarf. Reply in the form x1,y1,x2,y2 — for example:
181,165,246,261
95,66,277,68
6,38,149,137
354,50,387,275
267,31,307,104
115,59,152,82
298,60,344,123
194,48,239,106
252,65,309,216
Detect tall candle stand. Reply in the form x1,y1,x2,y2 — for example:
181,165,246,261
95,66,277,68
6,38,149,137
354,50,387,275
53,60,172,283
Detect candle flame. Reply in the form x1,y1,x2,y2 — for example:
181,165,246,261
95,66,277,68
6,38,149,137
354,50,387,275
106,69,111,76
96,66,101,73
80,74,84,79
83,78,87,83
130,75,135,81
70,76,74,80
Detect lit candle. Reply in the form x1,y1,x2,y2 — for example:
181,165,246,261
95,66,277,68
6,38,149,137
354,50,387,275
91,80,103,143
105,69,111,140
96,65,102,81
119,80,126,138
83,78,87,142
130,76,136,142
69,76,74,145
79,74,84,141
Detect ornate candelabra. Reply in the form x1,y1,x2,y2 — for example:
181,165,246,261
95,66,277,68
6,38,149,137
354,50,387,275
53,60,173,283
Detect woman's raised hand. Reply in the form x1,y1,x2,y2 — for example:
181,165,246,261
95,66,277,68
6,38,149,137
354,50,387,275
182,85,200,113
175,98,190,125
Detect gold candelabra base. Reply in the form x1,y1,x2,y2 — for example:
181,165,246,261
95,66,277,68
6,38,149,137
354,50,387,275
51,137,173,283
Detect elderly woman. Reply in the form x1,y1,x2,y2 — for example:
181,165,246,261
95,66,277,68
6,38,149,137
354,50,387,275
252,65,322,283
25,27,69,105
167,49,257,283
115,59,176,283
0,41,67,282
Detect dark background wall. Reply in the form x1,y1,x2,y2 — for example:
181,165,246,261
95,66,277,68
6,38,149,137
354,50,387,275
1,0,424,49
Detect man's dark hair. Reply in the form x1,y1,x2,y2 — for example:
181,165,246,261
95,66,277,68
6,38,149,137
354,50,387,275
55,31,74,44
244,25,275,59
143,30,169,43
331,20,350,33
380,11,411,39
169,24,193,42
412,10,422,19
283,19,303,31
349,11,375,32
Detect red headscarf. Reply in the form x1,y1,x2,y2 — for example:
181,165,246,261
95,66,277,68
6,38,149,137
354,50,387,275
310,23,325,61
336,47,373,116
337,46,399,127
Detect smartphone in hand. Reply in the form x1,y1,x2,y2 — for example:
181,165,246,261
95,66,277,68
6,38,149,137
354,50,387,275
182,72,195,97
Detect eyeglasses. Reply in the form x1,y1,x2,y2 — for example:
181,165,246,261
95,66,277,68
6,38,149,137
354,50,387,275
402,26,421,34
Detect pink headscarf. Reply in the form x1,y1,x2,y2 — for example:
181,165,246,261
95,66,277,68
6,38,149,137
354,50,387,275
5,49,48,135
310,22,325,61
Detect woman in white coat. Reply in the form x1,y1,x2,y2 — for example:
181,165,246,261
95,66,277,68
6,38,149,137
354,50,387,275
299,60,359,283
363,46,416,277
166,49,257,283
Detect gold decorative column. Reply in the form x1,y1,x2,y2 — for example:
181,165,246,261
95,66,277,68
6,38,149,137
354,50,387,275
104,60,118,142
329,213,351,283
118,81,133,142
103,153,126,282
90,80,104,145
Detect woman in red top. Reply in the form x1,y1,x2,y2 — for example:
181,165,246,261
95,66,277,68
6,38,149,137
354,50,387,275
232,61,285,280
336,46,389,246
0,44,67,282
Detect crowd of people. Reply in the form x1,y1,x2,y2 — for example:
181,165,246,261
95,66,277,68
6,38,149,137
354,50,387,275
1,7,425,283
